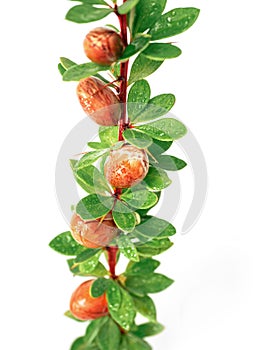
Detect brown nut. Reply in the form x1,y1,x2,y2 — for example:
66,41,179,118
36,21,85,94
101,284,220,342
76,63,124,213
84,27,124,65
70,213,119,248
70,280,108,321
77,77,121,126
104,144,149,188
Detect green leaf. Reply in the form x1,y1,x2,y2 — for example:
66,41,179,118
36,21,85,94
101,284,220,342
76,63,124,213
136,238,173,257
60,57,77,69
137,118,187,141
133,0,167,34
108,286,136,331
126,273,174,295
106,280,122,312
90,278,109,297
118,0,140,14
143,166,172,191
120,335,129,350
136,191,161,217
74,150,109,170
70,0,107,4
112,201,136,232
133,94,176,123
131,216,176,242
76,194,114,220
148,138,172,155
126,258,160,276
121,190,158,209
143,43,182,61
117,235,139,262
68,252,101,275
132,294,156,321
58,63,66,76
73,165,112,195
132,322,164,338
68,258,108,277
149,7,200,40
123,129,153,149
152,155,187,171
65,310,87,323
99,126,118,146
120,34,151,61
70,317,108,350
126,334,152,350
49,231,86,256
128,80,151,120
63,62,109,82
75,248,102,264
96,317,121,350
129,53,163,85
66,5,113,24
88,142,110,150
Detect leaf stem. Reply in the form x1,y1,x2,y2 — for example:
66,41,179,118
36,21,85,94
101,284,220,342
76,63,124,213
107,246,118,279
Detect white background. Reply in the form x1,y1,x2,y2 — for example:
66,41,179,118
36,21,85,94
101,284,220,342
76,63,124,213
1,0,263,349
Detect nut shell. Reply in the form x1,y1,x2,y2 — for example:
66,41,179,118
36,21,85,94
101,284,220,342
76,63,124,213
70,280,108,321
70,213,119,248
104,144,149,188
77,77,121,126
84,27,124,65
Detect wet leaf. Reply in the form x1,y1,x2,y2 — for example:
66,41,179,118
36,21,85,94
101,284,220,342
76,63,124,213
149,7,200,40
66,5,113,24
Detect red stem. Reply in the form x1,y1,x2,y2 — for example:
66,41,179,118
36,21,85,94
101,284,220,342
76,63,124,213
107,1,129,278
107,246,118,279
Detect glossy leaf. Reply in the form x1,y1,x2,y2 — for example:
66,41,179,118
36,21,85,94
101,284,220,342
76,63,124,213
121,190,158,209
126,273,174,295
152,154,187,171
123,129,153,149
99,126,118,146
112,201,136,232
49,231,86,256
136,238,173,257
70,0,107,4
85,317,109,342
118,0,140,14
90,278,109,297
133,94,176,123
148,138,172,155
68,259,108,277
75,248,101,264
128,80,151,120
58,63,66,76
120,34,151,61
126,258,160,276
66,5,113,24
87,142,110,150
149,7,200,40
133,0,167,34
136,191,161,218
96,317,121,350
126,333,152,350
109,286,136,331
63,62,109,81
143,166,172,191
106,280,122,312
132,216,176,242
132,322,164,338
60,57,77,69
72,165,112,195
129,53,163,85
71,337,98,350
74,150,109,170
117,235,139,262
137,118,187,141
132,294,157,321
65,310,86,323
76,194,114,220
143,43,182,61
